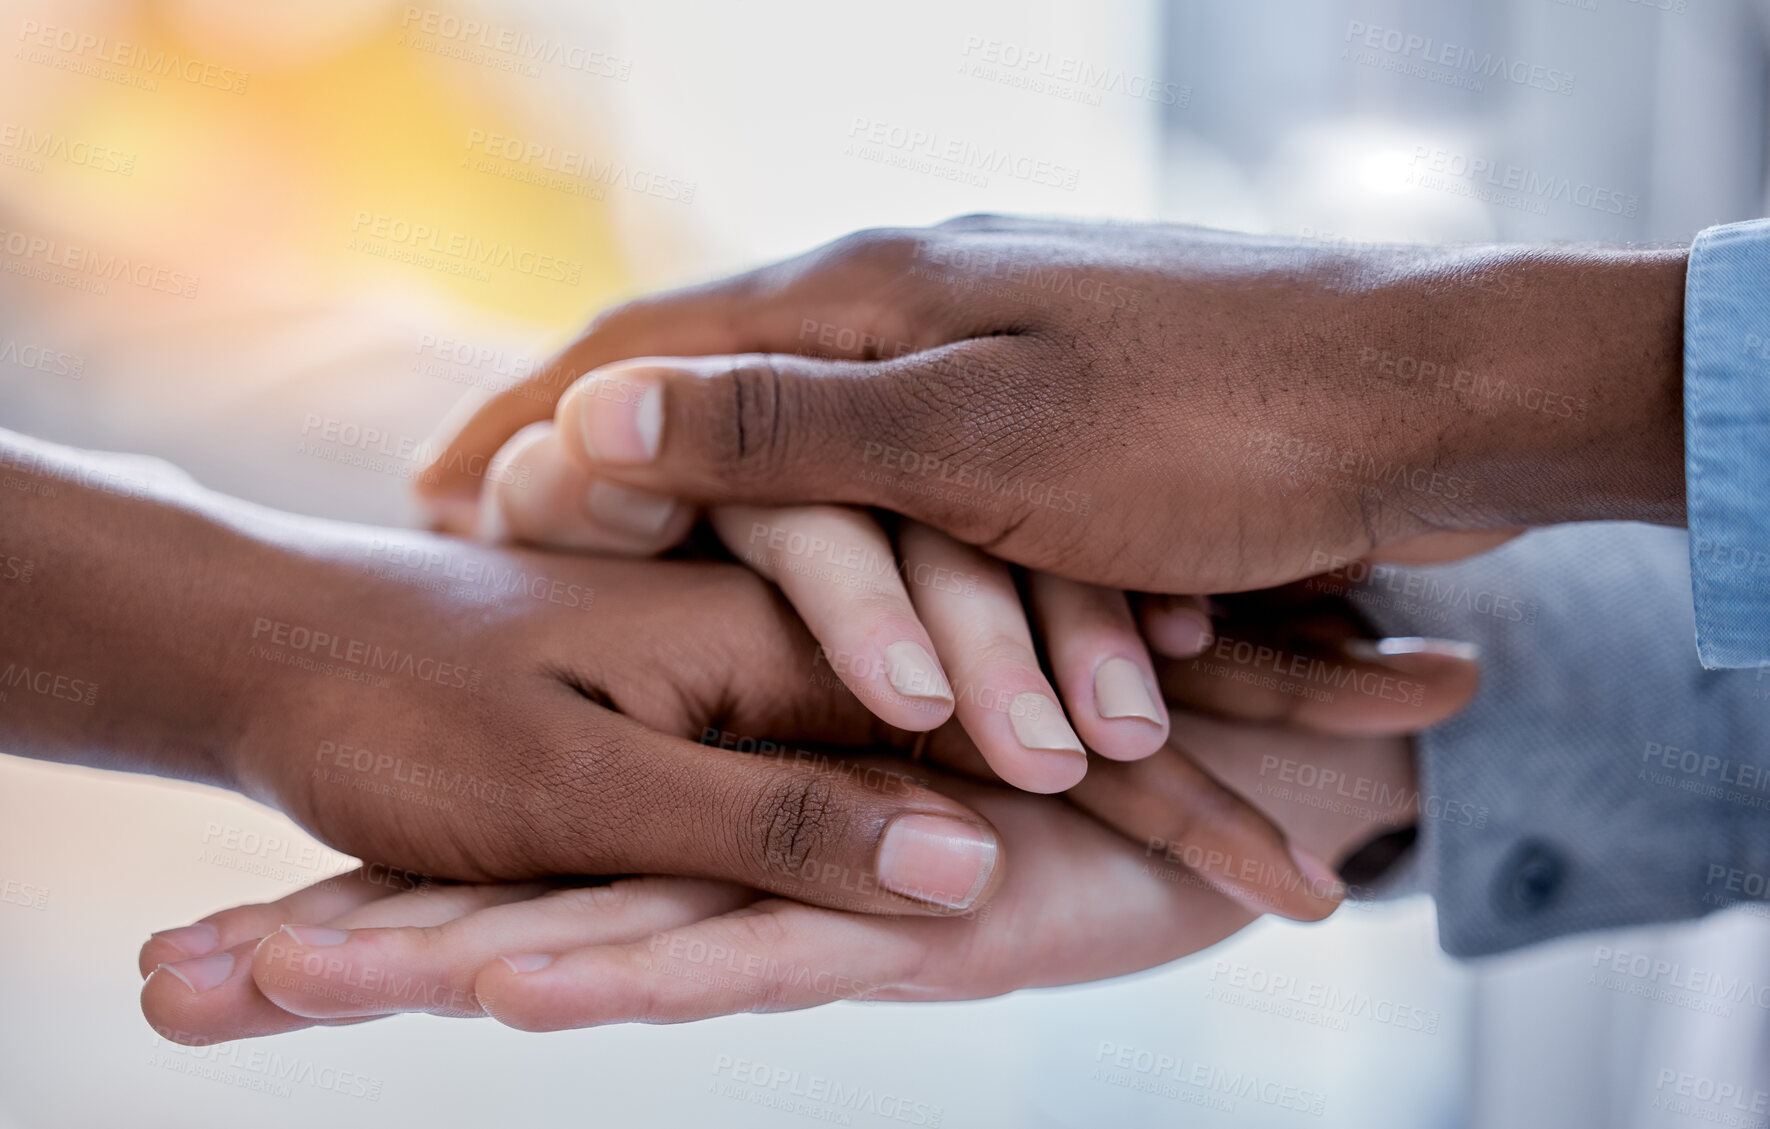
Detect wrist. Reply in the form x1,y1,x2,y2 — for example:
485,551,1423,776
1373,245,1687,534
0,434,271,791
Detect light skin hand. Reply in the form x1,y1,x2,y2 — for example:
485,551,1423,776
140,726,1405,1043
418,216,1687,595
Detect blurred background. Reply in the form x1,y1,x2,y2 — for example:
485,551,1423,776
2,0,1768,1125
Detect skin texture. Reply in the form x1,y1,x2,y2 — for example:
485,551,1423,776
0,430,1009,916
1,429,1451,927
137,587,1457,1045
418,216,1688,595
139,712,1421,1044
0,428,1467,1045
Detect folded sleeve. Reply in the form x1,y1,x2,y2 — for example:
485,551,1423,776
1354,523,1770,957
1684,219,1770,669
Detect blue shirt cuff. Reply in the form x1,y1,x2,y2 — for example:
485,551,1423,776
1684,219,1770,670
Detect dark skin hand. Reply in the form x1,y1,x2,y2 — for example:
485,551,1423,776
0,430,1008,917
418,216,1687,593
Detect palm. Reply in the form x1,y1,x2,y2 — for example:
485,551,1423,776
141,769,1257,1040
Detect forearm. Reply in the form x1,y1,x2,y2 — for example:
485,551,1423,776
1372,243,1688,532
0,430,262,789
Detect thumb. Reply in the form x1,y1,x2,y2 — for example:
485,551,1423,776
541,724,1005,916
551,348,1001,531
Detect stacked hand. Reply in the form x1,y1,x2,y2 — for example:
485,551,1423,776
140,555,1472,1042
116,216,1541,1043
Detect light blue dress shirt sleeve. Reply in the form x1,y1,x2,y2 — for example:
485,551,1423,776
1684,219,1770,669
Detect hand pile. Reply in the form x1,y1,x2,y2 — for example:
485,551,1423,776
139,218,1497,1044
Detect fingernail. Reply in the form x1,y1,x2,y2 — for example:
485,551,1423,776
157,952,235,994
585,481,677,536
883,641,953,703
149,922,219,959
876,814,999,910
499,953,555,974
1289,846,1344,901
1151,604,1214,658
1343,636,1482,669
1008,692,1085,755
575,369,663,465
1093,657,1162,724
280,924,350,947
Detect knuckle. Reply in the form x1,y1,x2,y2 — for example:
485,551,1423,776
1157,799,1202,856
485,724,642,878
583,293,656,342
826,226,925,269
565,879,640,920
696,355,791,484
969,630,1041,670
1166,780,1259,857
744,772,849,881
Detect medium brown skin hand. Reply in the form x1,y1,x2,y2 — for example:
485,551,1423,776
417,216,1687,594
0,429,1007,916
